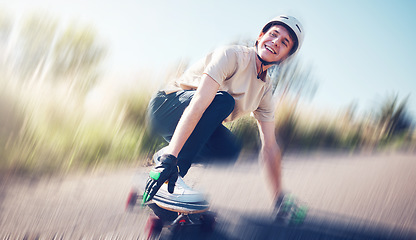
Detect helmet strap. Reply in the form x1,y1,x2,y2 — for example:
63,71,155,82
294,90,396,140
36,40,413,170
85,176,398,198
256,53,279,80
257,60,265,80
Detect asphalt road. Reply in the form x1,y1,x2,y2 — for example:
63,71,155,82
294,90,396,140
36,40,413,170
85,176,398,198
0,152,415,239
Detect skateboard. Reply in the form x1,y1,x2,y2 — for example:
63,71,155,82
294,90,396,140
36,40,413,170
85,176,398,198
125,172,216,239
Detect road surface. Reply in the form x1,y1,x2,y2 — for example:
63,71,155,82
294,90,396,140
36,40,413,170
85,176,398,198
1,152,415,239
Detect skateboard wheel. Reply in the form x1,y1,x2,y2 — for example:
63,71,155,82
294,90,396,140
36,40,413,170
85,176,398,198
125,190,138,211
200,212,216,232
145,215,163,240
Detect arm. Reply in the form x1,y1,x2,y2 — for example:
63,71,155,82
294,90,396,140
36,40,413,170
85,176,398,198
142,75,219,203
166,74,220,157
257,120,283,200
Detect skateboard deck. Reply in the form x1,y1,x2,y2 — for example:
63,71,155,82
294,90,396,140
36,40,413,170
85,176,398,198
151,194,209,214
125,171,215,239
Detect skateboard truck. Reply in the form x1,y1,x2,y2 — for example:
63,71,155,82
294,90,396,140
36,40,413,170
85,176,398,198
126,188,215,239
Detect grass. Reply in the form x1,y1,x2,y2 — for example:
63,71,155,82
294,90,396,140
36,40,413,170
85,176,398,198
0,74,157,175
0,69,414,176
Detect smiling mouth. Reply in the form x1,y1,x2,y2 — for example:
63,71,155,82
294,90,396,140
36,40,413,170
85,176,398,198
265,45,276,54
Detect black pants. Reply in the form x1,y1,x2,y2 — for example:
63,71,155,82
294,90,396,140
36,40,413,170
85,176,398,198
147,90,241,177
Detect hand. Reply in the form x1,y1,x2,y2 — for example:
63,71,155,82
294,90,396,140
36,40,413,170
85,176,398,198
142,154,178,205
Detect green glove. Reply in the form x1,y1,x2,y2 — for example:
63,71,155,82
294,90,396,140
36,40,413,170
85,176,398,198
142,154,178,205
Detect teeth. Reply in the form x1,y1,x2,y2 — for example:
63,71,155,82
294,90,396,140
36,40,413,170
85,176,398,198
265,46,276,54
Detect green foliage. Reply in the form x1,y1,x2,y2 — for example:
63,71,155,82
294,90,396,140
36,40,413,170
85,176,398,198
0,12,143,175
270,55,317,100
5,12,106,94
275,108,298,151
17,13,58,81
227,117,260,153
52,23,106,93
116,84,166,159
1,80,156,174
0,83,25,170
374,93,412,140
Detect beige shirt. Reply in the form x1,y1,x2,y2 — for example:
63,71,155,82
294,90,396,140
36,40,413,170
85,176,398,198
165,45,275,122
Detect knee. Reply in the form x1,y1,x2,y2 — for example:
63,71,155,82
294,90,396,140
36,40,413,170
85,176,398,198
213,91,235,116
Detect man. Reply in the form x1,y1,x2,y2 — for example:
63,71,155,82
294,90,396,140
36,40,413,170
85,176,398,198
144,15,305,219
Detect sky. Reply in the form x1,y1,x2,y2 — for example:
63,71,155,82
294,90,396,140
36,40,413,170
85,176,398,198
2,0,416,117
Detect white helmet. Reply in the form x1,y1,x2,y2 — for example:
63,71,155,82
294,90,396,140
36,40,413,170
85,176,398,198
261,15,304,55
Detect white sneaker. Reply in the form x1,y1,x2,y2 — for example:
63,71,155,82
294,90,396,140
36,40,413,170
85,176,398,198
152,147,168,165
152,148,205,203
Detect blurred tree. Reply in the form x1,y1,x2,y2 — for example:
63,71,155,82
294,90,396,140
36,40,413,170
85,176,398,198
52,23,106,93
269,56,317,150
270,56,317,104
0,12,12,64
17,13,58,83
377,94,413,140
342,101,358,122
3,12,106,94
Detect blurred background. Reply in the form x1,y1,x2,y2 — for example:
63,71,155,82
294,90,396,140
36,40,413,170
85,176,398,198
0,0,415,176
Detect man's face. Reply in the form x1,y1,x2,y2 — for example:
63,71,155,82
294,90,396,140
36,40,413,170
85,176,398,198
257,25,294,63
